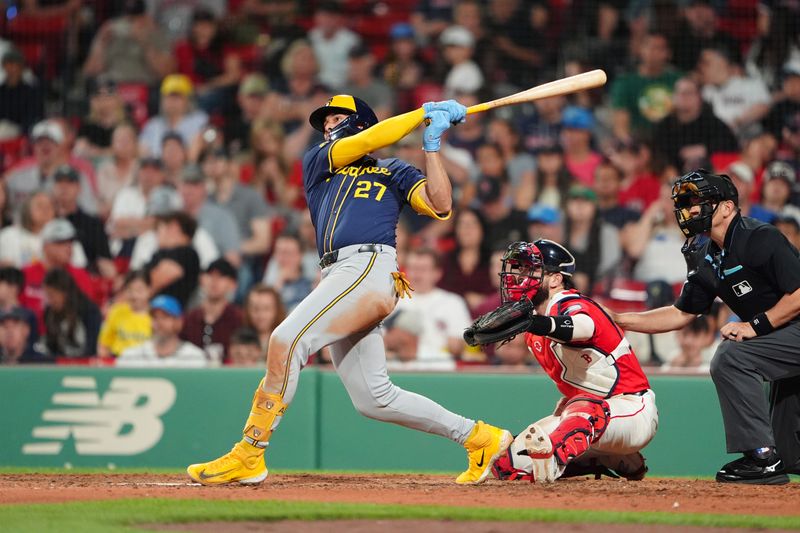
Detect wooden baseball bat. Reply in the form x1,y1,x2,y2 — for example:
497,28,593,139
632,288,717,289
466,69,607,115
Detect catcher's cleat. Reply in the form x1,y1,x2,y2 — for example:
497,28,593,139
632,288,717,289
456,421,513,485
520,423,560,483
187,441,268,486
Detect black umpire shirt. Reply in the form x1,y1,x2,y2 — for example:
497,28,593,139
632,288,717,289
675,214,800,322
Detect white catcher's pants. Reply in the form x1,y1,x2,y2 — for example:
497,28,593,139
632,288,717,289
510,390,659,478
262,245,475,444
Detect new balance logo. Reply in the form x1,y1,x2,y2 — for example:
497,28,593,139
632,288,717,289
23,377,176,456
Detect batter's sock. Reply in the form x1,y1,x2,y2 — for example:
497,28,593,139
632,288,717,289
240,440,265,455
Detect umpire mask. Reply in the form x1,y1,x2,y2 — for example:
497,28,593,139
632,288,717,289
671,169,738,238
500,241,544,304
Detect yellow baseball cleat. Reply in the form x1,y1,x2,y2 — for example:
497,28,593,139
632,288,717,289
456,420,513,484
187,441,268,486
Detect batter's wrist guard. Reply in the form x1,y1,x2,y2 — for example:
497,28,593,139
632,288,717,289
750,312,774,336
242,378,287,448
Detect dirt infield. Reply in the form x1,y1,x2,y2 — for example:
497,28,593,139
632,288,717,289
1,472,799,517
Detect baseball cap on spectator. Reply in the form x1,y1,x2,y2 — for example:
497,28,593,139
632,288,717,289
150,295,182,317
161,74,194,97
238,73,269,97
140,156,164,169
2,47,25,65
476,178,503,203
390,22,415,40
181,165,206,184
205,258,237,279
41,219,76,243
31,120,65,144
562,106,595,131
765,161,797,184
726,161,754,185
440,26,475,48
527,203,561,225
567,184,598,202
53,164,80,183
0,306,30,323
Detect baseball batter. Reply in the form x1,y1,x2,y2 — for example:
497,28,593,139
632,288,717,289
465,240,658,482
187,95,512,485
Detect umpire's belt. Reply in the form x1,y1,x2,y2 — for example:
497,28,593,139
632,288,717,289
319,244,386,269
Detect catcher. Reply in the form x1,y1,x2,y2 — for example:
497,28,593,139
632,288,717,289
465,240,658,482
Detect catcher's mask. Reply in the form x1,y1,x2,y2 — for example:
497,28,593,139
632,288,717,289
309,94,378,141
671,169,738,238
500,241,544,304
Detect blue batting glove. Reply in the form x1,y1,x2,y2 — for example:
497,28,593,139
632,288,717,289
422,100,467,124
423,110,452,152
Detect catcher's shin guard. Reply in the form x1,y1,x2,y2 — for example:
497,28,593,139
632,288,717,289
548,397,610,465
242,379,287,448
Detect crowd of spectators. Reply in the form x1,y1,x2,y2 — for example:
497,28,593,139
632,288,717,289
1,0,799,372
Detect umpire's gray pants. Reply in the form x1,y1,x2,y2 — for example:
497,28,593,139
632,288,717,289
710,322,800,463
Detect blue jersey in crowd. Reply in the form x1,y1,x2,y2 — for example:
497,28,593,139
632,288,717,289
302,140,426,257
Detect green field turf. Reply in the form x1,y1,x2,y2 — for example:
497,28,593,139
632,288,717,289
2,499,800,532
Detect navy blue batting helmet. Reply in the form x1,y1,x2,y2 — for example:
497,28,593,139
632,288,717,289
309,94,378,141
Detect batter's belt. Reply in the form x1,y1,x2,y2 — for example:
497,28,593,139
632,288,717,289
319,244,390,269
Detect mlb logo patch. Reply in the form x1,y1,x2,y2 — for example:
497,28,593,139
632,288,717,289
732,280,753,297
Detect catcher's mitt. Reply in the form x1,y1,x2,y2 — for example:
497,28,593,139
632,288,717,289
464,299,534,346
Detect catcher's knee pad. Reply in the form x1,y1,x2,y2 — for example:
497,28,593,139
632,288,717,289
243,378,287,448
549,397,610,466
491,448,533,481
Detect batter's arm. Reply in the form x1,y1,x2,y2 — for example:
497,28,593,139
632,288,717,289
612,305,695,334
415,151,452,216
329,108,425,169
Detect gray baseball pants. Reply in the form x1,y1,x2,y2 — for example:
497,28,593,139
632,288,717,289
710,321,800,467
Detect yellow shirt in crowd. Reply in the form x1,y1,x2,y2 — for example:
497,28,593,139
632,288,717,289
98,302,152,357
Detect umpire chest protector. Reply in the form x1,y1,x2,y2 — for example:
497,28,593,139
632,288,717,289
676,214,800,322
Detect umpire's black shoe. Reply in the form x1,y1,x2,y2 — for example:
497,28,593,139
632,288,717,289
716,453,790,485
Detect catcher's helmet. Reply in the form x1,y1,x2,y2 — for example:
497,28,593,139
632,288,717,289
533,239,576,278
500,241,544,304
671,169,738,238
309,94,378,141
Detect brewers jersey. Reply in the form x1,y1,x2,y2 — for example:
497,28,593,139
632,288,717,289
303,140,427,257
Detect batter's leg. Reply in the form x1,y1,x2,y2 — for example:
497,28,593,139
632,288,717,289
187,251,393,485
330,328,475,442
331,328,512,484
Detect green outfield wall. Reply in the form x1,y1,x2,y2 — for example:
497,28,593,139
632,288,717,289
1,367,730,476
